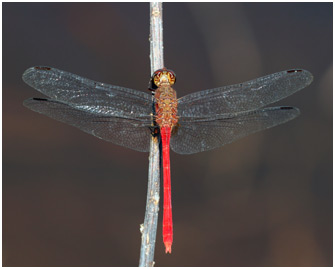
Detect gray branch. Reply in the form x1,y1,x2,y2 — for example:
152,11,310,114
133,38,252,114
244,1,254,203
139,2,164,267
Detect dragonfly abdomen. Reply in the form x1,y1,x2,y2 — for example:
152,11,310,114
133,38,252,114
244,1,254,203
161,126,173,253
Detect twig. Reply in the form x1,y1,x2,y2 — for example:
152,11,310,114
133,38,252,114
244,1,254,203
149,2,164,72
139,2,164,267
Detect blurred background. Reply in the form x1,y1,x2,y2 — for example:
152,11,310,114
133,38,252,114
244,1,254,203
3,2,332,266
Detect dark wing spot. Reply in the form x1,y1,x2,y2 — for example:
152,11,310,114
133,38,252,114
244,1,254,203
171,124,180,136
280,106,294,110
34,66,51,70
33,98,48,101
287,69,302,73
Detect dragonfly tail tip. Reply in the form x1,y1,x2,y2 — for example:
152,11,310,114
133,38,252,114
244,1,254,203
164,242,172,254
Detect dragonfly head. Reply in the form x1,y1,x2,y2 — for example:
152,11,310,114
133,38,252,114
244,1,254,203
152,68,176,87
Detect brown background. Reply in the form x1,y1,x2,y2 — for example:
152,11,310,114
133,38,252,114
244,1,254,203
3,2,332,266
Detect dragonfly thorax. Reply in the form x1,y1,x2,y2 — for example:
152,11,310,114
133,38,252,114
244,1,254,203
155,85,179,128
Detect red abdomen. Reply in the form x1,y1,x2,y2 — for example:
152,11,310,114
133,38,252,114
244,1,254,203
161,126,173,253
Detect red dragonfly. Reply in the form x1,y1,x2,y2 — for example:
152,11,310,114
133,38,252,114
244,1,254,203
23,66,313,253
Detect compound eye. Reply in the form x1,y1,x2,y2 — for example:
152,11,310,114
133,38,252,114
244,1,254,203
167,71,176,85
153,70,163,86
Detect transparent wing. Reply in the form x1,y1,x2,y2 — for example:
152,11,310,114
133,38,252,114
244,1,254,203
170,106,300,154
178,69,313,118
24,98,153,152
22,66,153,119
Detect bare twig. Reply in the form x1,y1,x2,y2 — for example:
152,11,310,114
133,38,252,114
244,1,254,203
139,2,164,267
149,2,164,72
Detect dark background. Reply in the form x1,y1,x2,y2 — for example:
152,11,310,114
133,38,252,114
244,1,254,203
3,2,332,267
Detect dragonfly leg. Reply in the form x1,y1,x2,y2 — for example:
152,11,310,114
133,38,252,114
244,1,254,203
149,126,160,137
148,76,158,91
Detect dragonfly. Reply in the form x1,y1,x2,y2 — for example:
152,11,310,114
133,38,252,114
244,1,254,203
22,66,313,253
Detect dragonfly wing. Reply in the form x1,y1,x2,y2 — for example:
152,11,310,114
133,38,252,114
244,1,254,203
178,69,313,117
170,106,300,154
24,98,153,152
22,66,153,118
